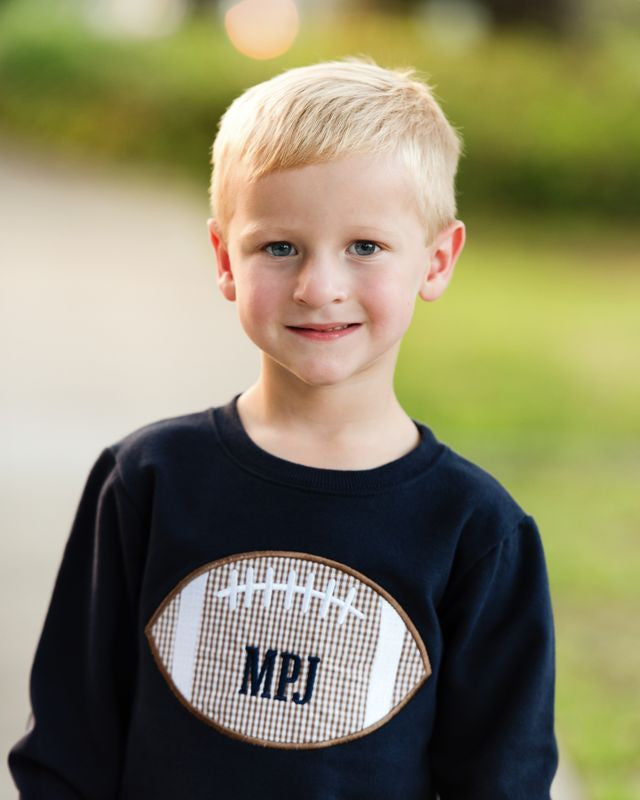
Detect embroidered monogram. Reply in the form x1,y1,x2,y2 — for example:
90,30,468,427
145,551,431,749
239,646,321,704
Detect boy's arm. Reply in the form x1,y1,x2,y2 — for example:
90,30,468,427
7,448,143,799
430,514,559,799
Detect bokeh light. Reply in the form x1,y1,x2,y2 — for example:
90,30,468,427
414,0,491,52
87,0,189,38
224,0,299,60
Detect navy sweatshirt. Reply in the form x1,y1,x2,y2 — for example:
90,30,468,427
8,393,558,798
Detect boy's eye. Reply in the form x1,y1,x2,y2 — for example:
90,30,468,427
263,240,381,258
349,240,381,257
264,241,297,257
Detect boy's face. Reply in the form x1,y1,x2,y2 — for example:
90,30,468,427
208,152,464,391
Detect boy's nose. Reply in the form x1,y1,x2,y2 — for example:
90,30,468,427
292,256,349,306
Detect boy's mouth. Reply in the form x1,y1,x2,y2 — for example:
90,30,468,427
287,322,360,332
286,323,362,341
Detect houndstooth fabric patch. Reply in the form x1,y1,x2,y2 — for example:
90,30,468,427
146,551,431,749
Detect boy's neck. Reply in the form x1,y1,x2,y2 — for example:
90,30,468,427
235,379,420,470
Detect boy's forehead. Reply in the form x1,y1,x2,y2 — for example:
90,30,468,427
231,152,421,235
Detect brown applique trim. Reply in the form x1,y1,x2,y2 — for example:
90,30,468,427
145,550,431,749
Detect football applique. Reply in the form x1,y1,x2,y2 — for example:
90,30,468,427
145,550,431,748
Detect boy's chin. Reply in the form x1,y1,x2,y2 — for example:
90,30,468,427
282,366,355,388
260,353,353,387
263,353,387,391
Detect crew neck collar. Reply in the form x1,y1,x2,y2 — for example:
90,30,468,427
210,393,444,495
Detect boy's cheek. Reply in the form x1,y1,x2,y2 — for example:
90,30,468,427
236,285,280,326
368,285,416,328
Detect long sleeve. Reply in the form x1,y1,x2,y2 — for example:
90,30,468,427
430,514,558,799
8,448,145,799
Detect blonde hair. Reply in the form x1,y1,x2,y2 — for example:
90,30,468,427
209,56,463,246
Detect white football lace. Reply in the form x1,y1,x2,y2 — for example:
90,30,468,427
214,566,365,625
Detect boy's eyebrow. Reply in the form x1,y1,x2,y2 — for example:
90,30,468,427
238,222,397,240
239,223,291,240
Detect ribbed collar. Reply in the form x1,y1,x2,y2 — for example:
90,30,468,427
210,393,444,495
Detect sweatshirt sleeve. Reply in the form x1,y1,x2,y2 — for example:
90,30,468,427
7,447,145,799
430,514,559,799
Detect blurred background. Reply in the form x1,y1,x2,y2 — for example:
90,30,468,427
1,1,638,798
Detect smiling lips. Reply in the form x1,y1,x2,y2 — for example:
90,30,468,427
289,322,359,331
286,322,362,340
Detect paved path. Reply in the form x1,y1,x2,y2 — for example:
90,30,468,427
0,140,584,799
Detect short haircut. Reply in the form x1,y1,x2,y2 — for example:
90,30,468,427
209,56,463,246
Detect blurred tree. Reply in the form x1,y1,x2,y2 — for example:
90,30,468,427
350,0,582,35
478,0,581,35
368,0,419,12
349,0,421,12
189,0,215,15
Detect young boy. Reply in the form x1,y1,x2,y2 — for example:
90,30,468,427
8,57,558,798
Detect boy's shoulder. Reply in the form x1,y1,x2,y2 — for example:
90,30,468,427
428,432,533,564
436,438,525,513
109,406,212,455
104,405,215,487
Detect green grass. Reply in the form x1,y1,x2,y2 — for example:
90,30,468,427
397,211,640,799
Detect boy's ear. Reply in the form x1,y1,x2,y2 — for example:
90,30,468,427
418,220,466,302
207,217,236,302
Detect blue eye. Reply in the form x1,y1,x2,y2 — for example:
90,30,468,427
265,241,296,257
264,240,381,258
350,241,381,256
